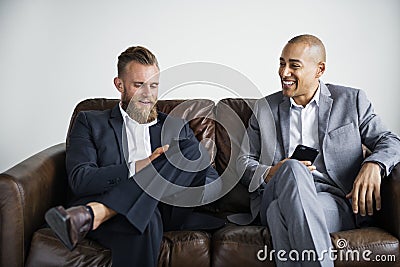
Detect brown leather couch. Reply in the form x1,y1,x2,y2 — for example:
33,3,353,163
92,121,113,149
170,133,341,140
1,98,399,267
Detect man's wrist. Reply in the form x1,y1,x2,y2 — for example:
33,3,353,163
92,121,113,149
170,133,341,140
365,161,385,178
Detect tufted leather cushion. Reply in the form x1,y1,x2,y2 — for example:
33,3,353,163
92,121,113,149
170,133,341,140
212,225,274,267
159,231,211,267
211,226,400,267
26,228,112,267
27,228,212,267
331,227,399,267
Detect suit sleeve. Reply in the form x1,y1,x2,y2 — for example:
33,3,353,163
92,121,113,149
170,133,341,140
66,112,129,197
357,89,400,175
236,105,271,189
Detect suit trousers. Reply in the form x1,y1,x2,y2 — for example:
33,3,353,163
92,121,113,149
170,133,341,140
87,138,221,267
260,160,355,267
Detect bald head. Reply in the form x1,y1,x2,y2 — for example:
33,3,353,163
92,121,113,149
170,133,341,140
287,34,326,63
279,34,327,105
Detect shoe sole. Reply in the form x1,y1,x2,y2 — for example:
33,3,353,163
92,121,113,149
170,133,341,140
45,206,74,250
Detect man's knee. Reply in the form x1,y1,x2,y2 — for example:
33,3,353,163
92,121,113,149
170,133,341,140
276,159,311,181
281,159,308,172
272,159,315,195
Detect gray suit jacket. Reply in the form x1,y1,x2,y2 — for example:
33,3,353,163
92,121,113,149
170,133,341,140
235,81,400,224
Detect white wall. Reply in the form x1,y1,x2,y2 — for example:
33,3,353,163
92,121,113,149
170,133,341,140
1,0,399,172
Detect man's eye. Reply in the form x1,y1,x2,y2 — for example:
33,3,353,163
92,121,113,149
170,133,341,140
150,84,158,89
291,64,300,68
279,62,285,67
134,83,142,88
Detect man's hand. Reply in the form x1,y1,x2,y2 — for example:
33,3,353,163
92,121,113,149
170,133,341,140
264,158,316,182
346,162,382,216
135,144,169,173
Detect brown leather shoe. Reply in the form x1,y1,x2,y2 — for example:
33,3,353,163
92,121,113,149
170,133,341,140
45,205,93,250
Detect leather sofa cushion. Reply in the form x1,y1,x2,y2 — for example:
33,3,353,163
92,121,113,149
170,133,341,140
26,228,112,267
212,225,399,267
159,231,211,267
212,224,274,267
26,228,211,267
331,227,399,267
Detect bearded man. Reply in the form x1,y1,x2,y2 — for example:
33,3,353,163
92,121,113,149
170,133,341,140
45,46,224,267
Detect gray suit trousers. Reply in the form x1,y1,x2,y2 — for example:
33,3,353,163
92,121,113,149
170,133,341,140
260,160,355,267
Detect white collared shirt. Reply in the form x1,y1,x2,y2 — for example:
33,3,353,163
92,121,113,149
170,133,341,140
289,85,320,156
119,103,157,176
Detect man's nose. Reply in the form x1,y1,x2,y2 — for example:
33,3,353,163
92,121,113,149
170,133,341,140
140,84,151,96
282,66,292,77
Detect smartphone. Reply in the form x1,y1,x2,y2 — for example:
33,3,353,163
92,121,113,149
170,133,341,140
290,145,319,163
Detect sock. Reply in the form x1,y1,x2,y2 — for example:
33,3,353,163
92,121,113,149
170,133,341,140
85,205,95,230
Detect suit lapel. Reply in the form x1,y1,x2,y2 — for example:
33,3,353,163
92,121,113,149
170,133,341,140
318,82,333,148
278,97,291,157
109,105,125,161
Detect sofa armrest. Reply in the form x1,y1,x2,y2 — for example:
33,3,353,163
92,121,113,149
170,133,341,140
0,143,67,267
375,162,400,239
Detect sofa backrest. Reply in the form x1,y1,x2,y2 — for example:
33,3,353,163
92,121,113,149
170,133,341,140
213,98,257,212
214,98,257,174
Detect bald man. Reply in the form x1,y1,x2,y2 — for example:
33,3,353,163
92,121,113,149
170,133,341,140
236,34,400,266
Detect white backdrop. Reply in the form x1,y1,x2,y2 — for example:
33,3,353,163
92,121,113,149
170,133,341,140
1,0,399,172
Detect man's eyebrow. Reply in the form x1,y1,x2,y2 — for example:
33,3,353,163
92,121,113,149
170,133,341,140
279,57,302,64
133,81,159,85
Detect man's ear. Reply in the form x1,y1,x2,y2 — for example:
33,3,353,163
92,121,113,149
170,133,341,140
114,77,123,93
316,62,326,78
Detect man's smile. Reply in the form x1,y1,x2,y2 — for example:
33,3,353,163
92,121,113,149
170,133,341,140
282,79,297,90
136,99,155,107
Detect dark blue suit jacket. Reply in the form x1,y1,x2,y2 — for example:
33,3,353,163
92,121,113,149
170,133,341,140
66,104,211,205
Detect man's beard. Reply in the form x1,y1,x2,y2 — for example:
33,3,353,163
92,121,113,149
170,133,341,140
122,98,158,124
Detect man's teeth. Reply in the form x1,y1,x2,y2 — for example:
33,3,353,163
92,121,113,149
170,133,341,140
283,81,295,85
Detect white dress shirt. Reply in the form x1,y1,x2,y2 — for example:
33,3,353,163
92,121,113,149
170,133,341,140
288,85,320,156
119,104,157,177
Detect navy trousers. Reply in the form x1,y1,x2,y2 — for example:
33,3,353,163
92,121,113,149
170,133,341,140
87,138,223,267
